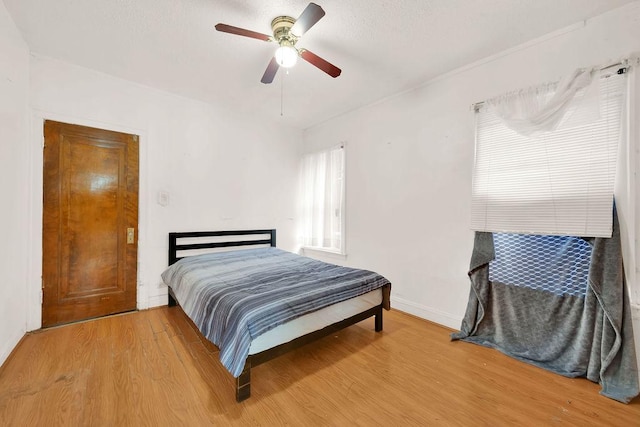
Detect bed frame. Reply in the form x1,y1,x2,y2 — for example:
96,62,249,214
166,229,389,402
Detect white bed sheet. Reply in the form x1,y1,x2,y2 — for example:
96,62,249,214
248,289,383,355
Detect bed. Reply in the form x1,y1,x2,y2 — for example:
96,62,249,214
162,229,391,402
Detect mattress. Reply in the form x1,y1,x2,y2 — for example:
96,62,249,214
249,288,382,354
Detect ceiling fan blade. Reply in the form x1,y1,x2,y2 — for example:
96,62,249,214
290,3,325,37
215,23,272,41
261,57,280,84
300,49,341,78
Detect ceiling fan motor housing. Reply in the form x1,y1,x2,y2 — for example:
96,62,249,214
271,16,298,46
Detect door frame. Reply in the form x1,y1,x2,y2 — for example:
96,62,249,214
27,111,148,331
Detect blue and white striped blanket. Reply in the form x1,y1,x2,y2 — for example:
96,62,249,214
161,247,391,377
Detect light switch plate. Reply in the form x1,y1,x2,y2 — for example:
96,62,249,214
158,190,170,206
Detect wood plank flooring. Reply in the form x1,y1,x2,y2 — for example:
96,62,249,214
0,307,638,426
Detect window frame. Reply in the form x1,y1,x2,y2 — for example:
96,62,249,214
471,67,627,238
299,144,346,256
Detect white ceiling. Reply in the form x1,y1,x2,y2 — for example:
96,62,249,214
4,0,635,129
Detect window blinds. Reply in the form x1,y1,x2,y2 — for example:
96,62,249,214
471,69,627,237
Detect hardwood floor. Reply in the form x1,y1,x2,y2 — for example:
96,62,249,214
0,307,637,426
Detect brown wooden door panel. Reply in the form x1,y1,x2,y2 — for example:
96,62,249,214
43,121,138,327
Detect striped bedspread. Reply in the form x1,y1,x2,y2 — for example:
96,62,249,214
161,247,391,377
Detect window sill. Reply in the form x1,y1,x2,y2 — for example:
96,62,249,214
301,246,347,261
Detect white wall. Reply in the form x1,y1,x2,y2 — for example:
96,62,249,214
6,0,640,375
26,55,302,330
302,2,640,335
0,3,30,366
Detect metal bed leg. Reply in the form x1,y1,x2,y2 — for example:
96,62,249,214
236,359,251,402
375,306,383,332
168,292,177,307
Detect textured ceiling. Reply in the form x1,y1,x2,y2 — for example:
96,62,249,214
3,0,635,129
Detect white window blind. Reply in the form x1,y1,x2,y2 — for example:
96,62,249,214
471,69,627,237
299,145,345,253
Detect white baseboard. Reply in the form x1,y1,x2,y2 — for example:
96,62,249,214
0,328,25,369
391,296,462,330
148,293,168,308
630,305,640,379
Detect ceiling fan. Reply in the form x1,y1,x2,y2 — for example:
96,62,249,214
215,2,341,84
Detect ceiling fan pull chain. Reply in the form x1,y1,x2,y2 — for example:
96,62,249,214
280,70,285,116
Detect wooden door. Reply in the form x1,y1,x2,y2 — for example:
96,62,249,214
42,120,138,327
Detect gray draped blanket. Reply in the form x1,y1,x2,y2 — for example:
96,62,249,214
452,212,639,403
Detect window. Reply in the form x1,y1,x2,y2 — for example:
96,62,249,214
471,67,627,237
299,145,345,254
489,233,592,297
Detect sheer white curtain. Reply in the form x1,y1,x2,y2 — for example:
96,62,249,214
486,67,599,136
299,145,345,253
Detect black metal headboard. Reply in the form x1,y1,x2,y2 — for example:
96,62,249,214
168,229,276,265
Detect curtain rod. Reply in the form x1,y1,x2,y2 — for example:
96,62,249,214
470,58,631,112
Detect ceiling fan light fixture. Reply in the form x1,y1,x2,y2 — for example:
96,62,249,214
275,45,298,68
215,3,341,83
